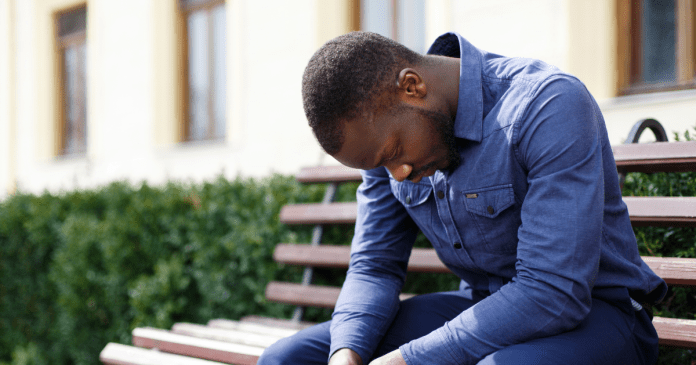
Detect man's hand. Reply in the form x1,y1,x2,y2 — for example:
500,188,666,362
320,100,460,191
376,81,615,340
368,349,407,365
329,348,363,365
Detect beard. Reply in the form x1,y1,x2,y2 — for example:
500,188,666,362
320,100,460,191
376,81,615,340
406,107,461,181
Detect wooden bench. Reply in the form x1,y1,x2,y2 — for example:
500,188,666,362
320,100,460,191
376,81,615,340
101,120,696,364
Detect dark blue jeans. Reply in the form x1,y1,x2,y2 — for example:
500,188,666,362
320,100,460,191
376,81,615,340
257,291,658,364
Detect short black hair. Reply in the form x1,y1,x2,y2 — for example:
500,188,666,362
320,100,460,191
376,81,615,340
302,31,424,155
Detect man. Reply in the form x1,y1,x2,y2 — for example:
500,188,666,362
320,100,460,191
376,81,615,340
258,32,667,364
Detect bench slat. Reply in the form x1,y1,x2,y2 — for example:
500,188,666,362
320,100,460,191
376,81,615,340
171,322,283,348
296,166,362,183
100,343,228,365
238,315,316,330
653,317,696,349
206,318,303,337
274,244,451,273
132,327,263,365
613,142,696,173
624,197,696,226
279,197,696,227
279,202,357,225
265,282,414,308
274,244,696,286
642,256,696,286
265,282,341,308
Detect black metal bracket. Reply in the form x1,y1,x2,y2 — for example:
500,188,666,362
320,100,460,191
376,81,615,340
618,118,668,189
624,118,668,144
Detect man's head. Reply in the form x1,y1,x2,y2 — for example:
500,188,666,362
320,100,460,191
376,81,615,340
302,31,461,182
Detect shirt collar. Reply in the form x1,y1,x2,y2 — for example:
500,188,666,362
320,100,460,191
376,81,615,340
427,32,483,142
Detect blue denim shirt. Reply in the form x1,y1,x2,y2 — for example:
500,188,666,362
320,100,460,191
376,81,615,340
328,33,667,365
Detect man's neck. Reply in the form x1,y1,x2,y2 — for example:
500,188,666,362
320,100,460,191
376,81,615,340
422,55,461,121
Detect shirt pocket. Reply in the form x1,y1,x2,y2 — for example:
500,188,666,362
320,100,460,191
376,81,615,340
389,179,435,229
390,179,433,208
462,184,521,253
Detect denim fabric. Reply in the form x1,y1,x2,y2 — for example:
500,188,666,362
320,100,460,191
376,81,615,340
329,33,667,365
257,292,658,364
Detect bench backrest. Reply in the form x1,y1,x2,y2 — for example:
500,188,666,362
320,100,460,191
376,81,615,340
268,120,696,349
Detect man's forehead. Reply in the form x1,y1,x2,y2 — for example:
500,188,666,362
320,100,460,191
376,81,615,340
334,118,385,170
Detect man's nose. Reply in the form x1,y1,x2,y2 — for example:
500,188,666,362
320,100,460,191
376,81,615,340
388,164,412,182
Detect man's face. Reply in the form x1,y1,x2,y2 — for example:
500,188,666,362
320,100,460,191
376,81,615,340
333,104,460,183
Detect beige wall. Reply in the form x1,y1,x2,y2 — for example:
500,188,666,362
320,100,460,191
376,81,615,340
2,0,694,199
1,0,341,199
450,0,570,70
446,0,616,99
440,0,692,143
0,0,14,196
566,0,616,100
600,90,696,145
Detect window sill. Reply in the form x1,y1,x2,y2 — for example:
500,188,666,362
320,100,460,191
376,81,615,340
619,81,696,97
176,137,227,148
600,88,696,111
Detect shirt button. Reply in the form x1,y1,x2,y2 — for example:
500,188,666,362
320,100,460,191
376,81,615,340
405,196,411,204
453,242,462,249
437,191,445,199
487,206,494,214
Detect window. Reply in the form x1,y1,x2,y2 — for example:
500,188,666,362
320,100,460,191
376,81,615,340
56,6,87,155
360,0,426,53
180,0,226,142
617,0,696,95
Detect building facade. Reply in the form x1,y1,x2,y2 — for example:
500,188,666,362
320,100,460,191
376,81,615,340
1,0,695,199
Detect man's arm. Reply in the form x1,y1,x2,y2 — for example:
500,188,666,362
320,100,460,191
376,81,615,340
329,167,420,363
398,76,606,364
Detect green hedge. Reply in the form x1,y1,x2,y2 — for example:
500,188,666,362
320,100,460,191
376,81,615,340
0,129,694,364
0,175,353,365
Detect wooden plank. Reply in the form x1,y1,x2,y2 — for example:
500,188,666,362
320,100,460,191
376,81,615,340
171,322,284,348
265,282,340,308
273,244,351,268
296,165,362,183
132,327,263,365
653,317,696,349
642,256,696,286
293,142,696,181
100,343,227,365
265,282,414,308
238,315,315,330
273,244,451,273
272,248,695,286
613,141,696,172
279,197,696,227
206,319,301,338
624,197,696,226
279,202,357,225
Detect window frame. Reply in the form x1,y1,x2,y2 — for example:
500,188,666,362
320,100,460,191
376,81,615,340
356,0,426,53
55,4,88,156
180,0,226,142
617,0,696,95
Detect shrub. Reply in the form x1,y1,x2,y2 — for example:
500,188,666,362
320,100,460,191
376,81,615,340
0,176,329,365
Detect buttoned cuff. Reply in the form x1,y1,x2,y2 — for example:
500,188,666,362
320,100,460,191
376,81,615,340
329,322,380,364
400,326,460,365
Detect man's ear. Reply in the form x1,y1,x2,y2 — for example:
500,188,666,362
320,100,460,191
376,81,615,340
396,68,426,99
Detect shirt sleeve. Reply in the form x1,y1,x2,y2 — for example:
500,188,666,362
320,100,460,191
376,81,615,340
400,76,605,364
329,167,420,363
